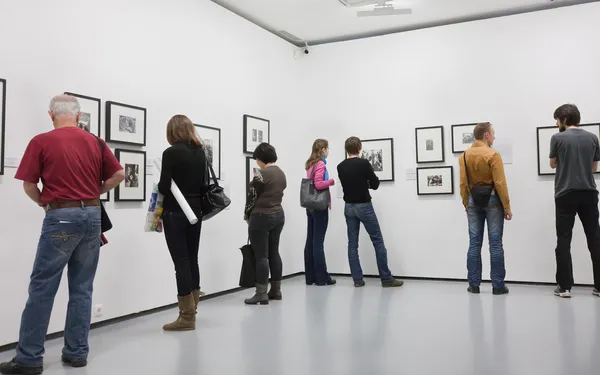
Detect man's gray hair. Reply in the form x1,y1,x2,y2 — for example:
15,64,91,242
49,94,81,118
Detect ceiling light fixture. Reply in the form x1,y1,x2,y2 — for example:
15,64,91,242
338,0,412,17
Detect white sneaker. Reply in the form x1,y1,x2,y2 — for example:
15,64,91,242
554,286,571,298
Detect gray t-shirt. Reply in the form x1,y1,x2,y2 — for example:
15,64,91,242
549,128,600,198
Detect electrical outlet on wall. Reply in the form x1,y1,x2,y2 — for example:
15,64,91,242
93,304,103,318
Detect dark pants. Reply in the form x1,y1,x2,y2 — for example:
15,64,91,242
304,209,332,285
249,210,285,285
163,211,202,296
344,202,393,282
555,190,600,290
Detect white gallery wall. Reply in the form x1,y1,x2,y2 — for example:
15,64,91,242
297,3,600,284
0,0,309,346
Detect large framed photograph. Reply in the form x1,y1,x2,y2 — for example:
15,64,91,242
537,124,600,175
416,166,454,195
415,126,445,163
0,78,5,175
451,123,477,153
355,138,395,182
246,156,260,196
106,101,147,146
115,149,146,202
194,124,221,180
64,92,101,136
243,115,270,154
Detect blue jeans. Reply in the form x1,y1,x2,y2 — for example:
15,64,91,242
466,194,506,288
304,209,332,285
344,203,393,282
15,206,101,366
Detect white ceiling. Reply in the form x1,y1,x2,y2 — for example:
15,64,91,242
212,0,598,45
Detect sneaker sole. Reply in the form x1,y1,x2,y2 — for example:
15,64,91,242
554,292,571,298
593,291,600,297
382,282,404,288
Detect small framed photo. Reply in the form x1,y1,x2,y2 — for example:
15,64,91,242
243,115,270,154
416,166,454,195
537,124,600,175
106,101,147,146
64,92,101,136
357,138,395,182
451,123,477,153
0,78,5,175
246,156,260,195
115,149,146,202
194,124,221,180
415,126,445,163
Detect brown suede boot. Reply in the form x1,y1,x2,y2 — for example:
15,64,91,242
267,281,282,300
163,294,196,331
244,283,269,305
192,289,200,314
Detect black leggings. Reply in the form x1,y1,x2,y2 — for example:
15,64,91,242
163,211,202,296
249,210,285,285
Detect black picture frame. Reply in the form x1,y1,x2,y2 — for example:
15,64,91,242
246,156,257,196
243,114,270,154
194,124,221,180
64,92,101,137
451,123,478,153
106,101,147,146
100,191,110,202
415,126,445,163
416,166,454,195
345,138,395,182
0,78,6,176
537,123,600,176
115,149,147,202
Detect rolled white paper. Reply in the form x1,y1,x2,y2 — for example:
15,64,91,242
153,158,199,225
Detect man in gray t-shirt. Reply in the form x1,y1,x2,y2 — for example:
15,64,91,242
549,103,600,299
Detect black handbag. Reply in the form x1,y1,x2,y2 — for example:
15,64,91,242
94,136,113,233
201,163,231,221
463,150,493,208
239,238,256,288
300,163,329,211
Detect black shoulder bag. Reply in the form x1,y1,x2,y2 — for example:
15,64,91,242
463,150,493,208
201,157,231,221
95,136,113,233
300,163,329,211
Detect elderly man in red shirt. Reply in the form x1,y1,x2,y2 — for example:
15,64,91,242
0,94,124,375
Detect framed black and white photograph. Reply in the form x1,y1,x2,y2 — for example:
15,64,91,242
100,190,110,202
115,149,146,201
243,115,270,154
194,124,221,180
416,166,454,195
537,124,600,175
451,123,478,153
106,101,146,146
415,126,445,163
0,78,5,175
246,156,260,195
64,92,101,136
355,138,395,182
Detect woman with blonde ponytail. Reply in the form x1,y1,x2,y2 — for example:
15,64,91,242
304,139,336,286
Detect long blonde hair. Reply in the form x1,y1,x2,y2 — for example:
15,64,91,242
305,139,328,170
166,115,201,146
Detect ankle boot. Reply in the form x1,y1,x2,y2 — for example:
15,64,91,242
244,283,269,305
267,281,282,300
192,289,200,314
163,294,196,331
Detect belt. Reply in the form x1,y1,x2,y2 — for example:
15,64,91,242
46,199,100,211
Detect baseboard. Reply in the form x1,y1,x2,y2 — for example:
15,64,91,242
0,271,304,353
327,273,594,287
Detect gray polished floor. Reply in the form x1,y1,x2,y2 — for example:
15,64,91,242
2,277,600,375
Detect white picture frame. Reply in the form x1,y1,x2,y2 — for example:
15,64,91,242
243,115,270,154
115,149,146,202
415,126,445,163
416,166,454,195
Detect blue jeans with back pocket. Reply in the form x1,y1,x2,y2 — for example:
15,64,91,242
466,194,506,289
15,206,101,366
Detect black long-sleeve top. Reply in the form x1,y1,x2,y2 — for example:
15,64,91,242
337,157,380,203
158,141,207,214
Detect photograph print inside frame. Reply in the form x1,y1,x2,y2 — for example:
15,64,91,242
243,115,270,154
246,156,261,196
451,123,478,153
194,124,221,180
0,78,5,175
358,138,395,181
64,92,101,136
106,101,147,146
115,149,146,201
415,126,445,163
416,166,454,195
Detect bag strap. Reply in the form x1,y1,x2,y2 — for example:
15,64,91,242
94,136,105,187
463,150,472,193
309,161,319,181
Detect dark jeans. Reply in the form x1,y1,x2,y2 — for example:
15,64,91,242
249,210,285,285
466,194,506,289
16,207,101,366
163,211,202,296
304,209,333,285
555,190,600,290
344,202,393,282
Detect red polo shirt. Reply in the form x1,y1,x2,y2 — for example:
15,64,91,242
15,127,123,206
